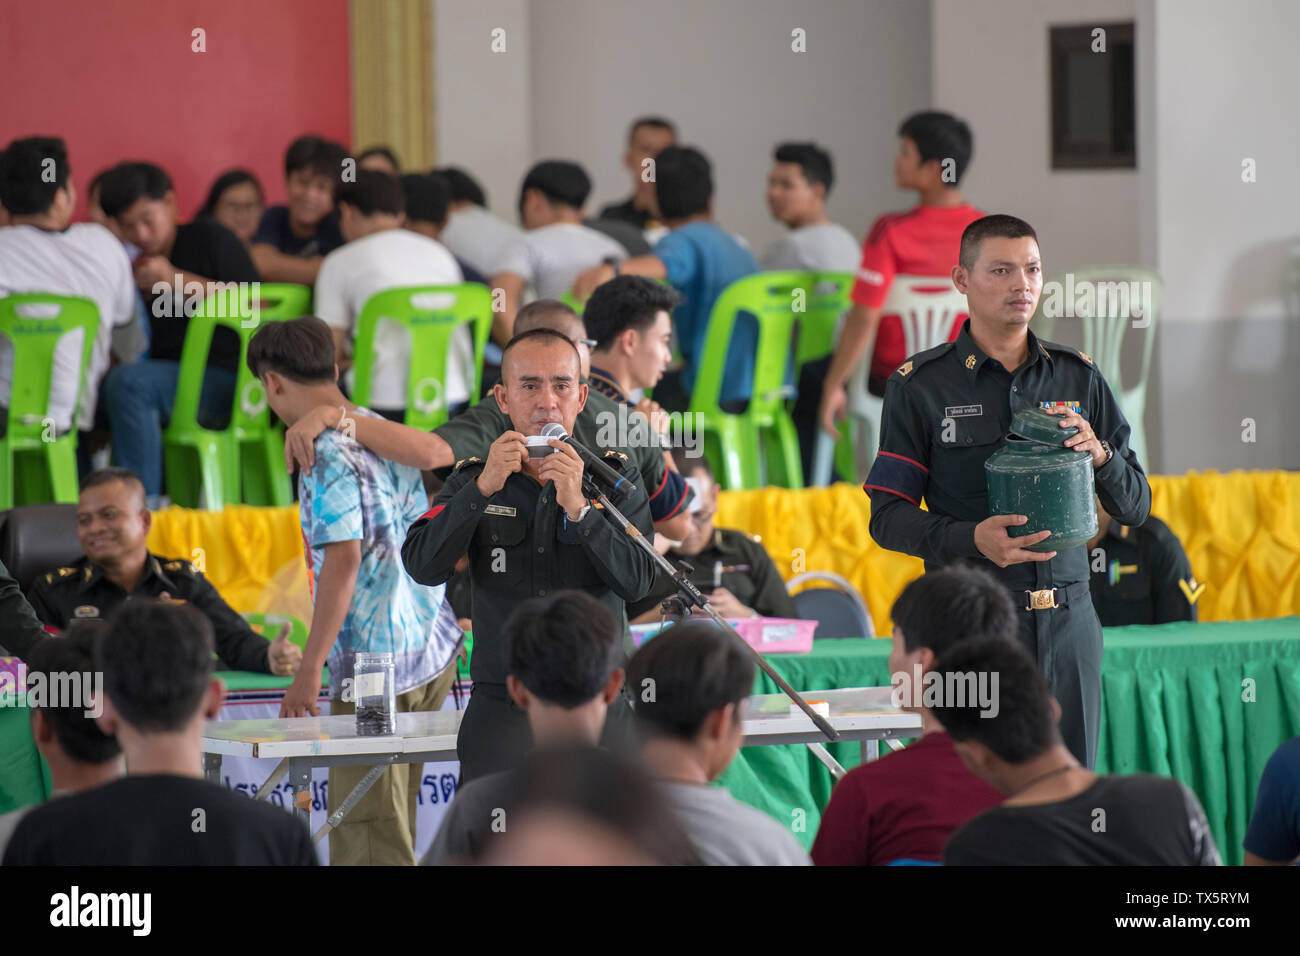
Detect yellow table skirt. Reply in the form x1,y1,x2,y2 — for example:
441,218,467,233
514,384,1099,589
147,470,1300,634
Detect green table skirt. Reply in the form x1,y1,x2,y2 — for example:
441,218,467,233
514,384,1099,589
4,617,1297,865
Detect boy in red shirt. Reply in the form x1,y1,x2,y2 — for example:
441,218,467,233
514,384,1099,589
810,566,1009,866
819,112,982,439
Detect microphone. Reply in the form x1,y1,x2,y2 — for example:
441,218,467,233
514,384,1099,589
540,423,637,500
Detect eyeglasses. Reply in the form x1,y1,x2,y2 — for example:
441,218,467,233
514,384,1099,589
576,338,597,349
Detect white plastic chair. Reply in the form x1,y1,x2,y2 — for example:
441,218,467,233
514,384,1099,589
1068,267,1161,471
811,275,969,485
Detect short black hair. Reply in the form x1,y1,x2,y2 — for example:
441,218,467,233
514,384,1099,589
98,162,173,218
627,116,677,144
892,565,1017,656
513,299,581,336
654,146,712,221
284,135,349,182
337,169,404,217
959,214,1038,271
433,166,486,206
626,621,754,741
518,160,591,213
358,145,401,171
401,172,450,226
26,624,122,765
199,169,263,218
246,316,337,383
98,601,216,732
773,141,834,194
898,111,974,185
505,591,622,707
927,636,1060,763
500,327,581,376
81,467,146,505
0,136,69,216
583,276,680,352
670,446,711,480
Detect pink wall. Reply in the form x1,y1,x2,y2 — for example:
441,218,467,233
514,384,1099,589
0,0,352,221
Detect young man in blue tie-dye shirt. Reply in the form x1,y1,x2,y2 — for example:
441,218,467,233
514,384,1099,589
248,316,462,866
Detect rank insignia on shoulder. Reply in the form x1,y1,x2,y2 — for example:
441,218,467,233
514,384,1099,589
454,457,483,471
603,450,629,461
897,361,913,376
164,560,189,573
73,605,99,619
1079,351,1094,365
57,566,76,578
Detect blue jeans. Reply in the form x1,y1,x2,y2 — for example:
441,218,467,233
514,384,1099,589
101,360,236,496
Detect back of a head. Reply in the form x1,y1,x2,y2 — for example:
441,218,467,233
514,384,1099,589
434,166,487,207
653,146,712,221
513,299,581,338
0,136,69,216
626,621,754,741
505,591,621,707
246,315,337,384
898,110,974,185
284,134,348,181
891,565,1017,658
959,213,1038,271
98,162,172,218
401,172,450,226
773,141,834,195
358,145,401,173
337,169,404,218
927,636,1059,764
519,160,591,212
98,601,215,733
583,275,681,352
26,624,122,765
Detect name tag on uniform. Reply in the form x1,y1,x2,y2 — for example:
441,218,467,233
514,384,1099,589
944,404,983,418
484,505,517,517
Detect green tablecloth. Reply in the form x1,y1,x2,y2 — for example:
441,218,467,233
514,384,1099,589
4,618,1297,865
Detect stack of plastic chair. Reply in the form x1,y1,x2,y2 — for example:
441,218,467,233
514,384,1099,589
811,275,969,485
351,284,493,431
0,294,100,507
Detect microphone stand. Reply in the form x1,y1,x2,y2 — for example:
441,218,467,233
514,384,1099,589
581,476,839,742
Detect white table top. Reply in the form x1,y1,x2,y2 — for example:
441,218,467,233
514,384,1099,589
201,686,920,760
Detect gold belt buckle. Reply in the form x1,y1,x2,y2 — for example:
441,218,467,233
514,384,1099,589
1025,588,1058,611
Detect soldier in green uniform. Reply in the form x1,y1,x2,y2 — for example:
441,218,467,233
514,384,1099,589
26,468,301,676
402,328,658,782
1087,498,1197,627
628,452,796,623
862,215,1151,769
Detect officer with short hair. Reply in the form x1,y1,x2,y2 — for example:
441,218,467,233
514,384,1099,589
862,214,1151,769
28,468,301,676
402,328,657,783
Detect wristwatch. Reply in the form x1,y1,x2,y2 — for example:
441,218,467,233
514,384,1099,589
1097,440,1114,467
567,504,592,523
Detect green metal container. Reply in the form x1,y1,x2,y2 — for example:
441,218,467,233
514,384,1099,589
984,407,1098,552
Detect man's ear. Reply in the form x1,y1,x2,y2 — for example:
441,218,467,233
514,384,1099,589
506,674,531,711
493,381,509,414
95,694,120,738
1050,696,1062,724
164,190,179,219
202,677,227,720
618,328,638,357
31,707,53,746
140,505,153,534
704,702,735,742
576,382,588,415
951,264,969,294
917,646,936,674
602,667,625,704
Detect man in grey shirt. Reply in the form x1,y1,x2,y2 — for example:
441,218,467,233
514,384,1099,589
626,621,811,865
760,142,861,272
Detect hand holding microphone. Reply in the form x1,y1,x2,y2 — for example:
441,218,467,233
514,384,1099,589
540,423,638,501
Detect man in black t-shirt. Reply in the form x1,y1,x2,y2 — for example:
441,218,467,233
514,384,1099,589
251,135,348,285
3,600,317,866
97,161,261,503
930,637,1220,865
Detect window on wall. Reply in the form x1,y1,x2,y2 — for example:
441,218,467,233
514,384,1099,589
1050,22,1136,169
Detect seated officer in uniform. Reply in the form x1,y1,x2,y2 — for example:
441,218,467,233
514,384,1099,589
402,328,658,783
1087,496,1197,627
628,449,796,623
27,468,301,676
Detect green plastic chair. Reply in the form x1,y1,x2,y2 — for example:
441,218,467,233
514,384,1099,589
0,295,100,508
689,272,820,490
161,285,293,508
792,272,857,485
351,284,493,430
251,283,313,321
242,611,310,650
1070,267,1161,470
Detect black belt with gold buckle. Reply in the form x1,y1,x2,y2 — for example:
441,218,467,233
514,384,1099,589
1023,581,1090,611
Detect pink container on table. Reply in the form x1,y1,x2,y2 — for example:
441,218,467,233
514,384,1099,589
631,618,817,653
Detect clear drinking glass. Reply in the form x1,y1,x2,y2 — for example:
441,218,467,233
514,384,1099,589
353,652,397,735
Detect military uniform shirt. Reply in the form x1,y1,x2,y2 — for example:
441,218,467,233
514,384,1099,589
0,557,49,661
27,553,272,673
1088,515,1197,627
863,319,1151,589
401,451,658,684
627,527,798,620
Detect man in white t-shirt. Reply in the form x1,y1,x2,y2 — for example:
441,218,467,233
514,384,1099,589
761,142,861,272
433,167,523,282
0,137,134,436
490,161,626,345
315,170,470,420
